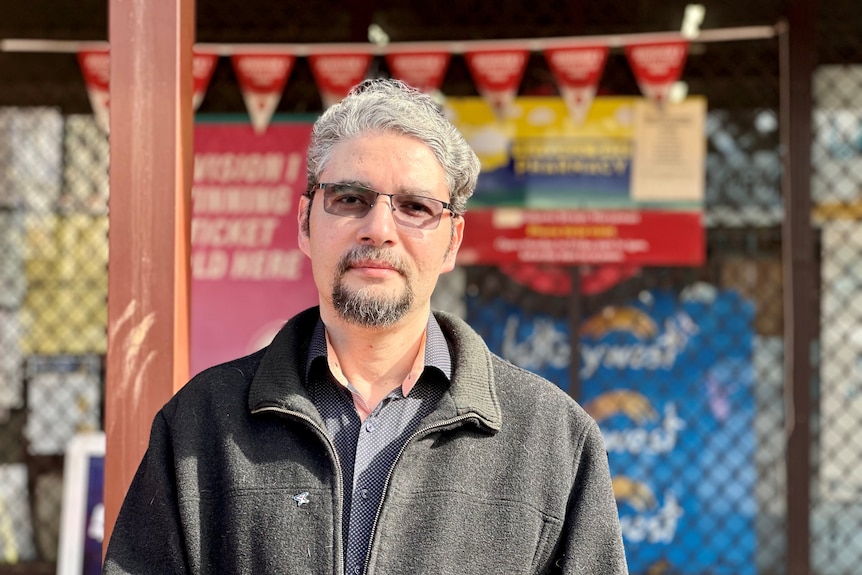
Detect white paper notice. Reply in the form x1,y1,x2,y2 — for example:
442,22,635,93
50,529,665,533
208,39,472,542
630,98,706,203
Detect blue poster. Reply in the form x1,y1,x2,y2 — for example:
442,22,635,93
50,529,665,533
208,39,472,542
466,286,756,574
83,454,104,575
58,432,104,575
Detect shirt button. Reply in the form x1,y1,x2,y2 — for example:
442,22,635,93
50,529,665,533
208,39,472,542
359,488,369,499
365,420,375,432
353,566,361,575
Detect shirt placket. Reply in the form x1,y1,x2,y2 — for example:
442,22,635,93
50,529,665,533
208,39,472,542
345,393,401,575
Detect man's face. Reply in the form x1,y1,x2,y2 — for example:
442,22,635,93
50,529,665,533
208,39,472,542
298,132,464,329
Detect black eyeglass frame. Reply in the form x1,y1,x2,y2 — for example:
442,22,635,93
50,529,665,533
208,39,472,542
306,182,459,230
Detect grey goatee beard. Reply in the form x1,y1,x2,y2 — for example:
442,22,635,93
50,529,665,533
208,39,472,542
332,246,414,328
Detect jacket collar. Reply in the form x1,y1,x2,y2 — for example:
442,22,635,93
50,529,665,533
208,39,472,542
248,307,501,432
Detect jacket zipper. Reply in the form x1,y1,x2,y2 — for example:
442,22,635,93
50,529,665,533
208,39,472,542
250,405,346,575
362,414,480,575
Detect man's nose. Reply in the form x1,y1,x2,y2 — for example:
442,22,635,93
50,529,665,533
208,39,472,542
370,193,396,213
358,194,398,243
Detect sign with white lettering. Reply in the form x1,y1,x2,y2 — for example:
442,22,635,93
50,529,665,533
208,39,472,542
385,51,451,94
543,45,609,124
231,54,296,133
624,41,689,105
466,286,756,574
448,96,705,265
191,122,318,375
308,53,373,109
464,49,529,118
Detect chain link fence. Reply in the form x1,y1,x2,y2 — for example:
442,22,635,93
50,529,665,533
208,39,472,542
809,1,862,571
0,108,107,568
0,1,861,573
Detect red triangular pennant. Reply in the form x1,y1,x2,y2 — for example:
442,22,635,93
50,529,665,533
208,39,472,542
77,49,111,133
308,53,373,109
544,45,609,124
385,51,451,93
192,52,220,111
624,41,689,105
231,53,296,133
464,48,529,118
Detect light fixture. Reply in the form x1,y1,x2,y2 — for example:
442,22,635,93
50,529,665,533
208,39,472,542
681,4,706,39
368,24,390,47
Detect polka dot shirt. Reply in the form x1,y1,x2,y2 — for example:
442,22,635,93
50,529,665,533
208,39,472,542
305,315,452,575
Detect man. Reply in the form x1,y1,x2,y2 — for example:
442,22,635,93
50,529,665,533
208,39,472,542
103,79,628,575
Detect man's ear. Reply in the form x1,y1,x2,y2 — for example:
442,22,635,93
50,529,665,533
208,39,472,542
297,194,311,258
441,215,465,273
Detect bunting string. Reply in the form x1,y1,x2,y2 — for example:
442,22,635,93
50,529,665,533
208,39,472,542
1,24,779,134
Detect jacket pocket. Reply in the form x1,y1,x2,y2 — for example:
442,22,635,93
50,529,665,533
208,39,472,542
370,489,563,575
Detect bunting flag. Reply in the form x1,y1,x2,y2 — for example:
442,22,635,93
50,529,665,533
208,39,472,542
192,51,220,111
231,53,296,133
77,49,111,133
69,35,700,134
384,51,451,93
464,48,529,118
543,45,609,124
624,40,689,106
308,52,374,109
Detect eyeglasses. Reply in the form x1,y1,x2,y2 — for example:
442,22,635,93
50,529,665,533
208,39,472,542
308,182,457,230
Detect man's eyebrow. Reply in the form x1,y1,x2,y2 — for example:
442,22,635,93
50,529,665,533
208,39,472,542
333,180,436,198
331,179,375,191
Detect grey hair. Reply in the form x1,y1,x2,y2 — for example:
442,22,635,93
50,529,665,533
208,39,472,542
306,79,480,214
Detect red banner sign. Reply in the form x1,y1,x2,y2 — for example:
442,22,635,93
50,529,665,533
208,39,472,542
624,41,689,105
464,48,529,117
308,52,373,109
192,52,220,111
77,50,111,132
458,208,704,266
385,51,451,93
231,53,296,133
544,45,609,123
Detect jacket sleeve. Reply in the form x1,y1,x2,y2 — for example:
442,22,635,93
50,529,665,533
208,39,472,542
557,419,629,575
102,410,190,575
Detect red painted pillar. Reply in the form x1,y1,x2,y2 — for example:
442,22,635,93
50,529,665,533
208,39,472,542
104,0,194,551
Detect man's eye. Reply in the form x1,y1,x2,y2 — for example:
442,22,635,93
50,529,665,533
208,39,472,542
332,187,370,205
397,197,435,215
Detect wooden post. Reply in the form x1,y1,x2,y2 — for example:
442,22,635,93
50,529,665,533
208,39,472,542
780,1,816,573
103,0,194,550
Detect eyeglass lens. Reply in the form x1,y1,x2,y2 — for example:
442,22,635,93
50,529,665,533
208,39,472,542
319,183,448,230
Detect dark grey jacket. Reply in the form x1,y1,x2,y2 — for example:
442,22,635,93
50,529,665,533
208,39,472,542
103,307,627,575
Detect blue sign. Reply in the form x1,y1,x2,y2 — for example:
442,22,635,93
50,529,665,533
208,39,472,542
58,433,104,575
466,287,756,574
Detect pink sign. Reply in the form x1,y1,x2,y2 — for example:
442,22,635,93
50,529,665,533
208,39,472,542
308,52,373,109
464,48,529,117
191,123,318,375
385,51,451,93
231,53,296,133
77,50,111,132
544,45,609,123
624,41,689,105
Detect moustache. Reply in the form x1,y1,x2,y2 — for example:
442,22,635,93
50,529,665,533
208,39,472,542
335,246,409,278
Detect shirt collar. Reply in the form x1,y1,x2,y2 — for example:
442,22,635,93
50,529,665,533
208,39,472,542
305,313,453,388
249,307,502,433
